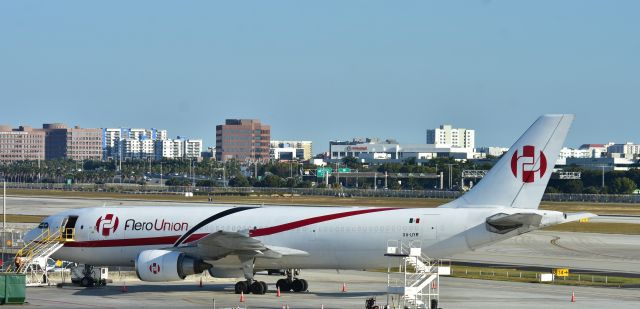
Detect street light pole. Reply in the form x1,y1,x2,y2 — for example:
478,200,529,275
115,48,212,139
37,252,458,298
3,176,6,269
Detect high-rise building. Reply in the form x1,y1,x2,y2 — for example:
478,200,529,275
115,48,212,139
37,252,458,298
42,123,103,161
608,143,640,158
183,139,203,159
0,125,46,163
426,124,475,149
270,140,313,161
121,138,155,159
102,128,168,159
155,139,182,159
216,119,270,161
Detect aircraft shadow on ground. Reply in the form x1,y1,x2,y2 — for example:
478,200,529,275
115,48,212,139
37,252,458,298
68,284,386,298
70,283,233,296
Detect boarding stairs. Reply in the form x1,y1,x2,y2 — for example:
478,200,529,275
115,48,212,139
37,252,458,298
6,227,74,286
385,240,449,309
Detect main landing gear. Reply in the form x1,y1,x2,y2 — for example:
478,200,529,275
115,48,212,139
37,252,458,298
234,280,268,295
234,256,268,295
276,269,308,293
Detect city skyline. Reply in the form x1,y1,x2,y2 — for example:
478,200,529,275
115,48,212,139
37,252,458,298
1,1,639,152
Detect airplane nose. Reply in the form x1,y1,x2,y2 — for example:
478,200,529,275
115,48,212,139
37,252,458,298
23,228,39,244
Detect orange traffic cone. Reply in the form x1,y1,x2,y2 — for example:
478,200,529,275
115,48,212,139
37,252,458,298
341,282,347,292
431,281,438,289
240,291,245,302
199,277,203,288
276,286,281,297
121,281,127,293
571,290,576,302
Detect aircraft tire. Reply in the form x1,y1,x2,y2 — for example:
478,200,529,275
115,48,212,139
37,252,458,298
299,279,308,291
276,279,291,292
250,281,265,294
291,279,304,292
234,281,247,294
260,281,268,293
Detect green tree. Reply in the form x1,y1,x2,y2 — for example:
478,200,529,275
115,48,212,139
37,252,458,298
559,180,584,194
609,177,637,194
229,175,250,187
545,186,560,194
341,156,361,169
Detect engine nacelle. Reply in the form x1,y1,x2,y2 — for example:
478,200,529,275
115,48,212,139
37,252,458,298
135,249,211,282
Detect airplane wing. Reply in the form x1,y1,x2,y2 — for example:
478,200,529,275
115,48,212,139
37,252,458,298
166,230,309,260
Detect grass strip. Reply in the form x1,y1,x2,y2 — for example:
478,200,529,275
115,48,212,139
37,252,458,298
450,265,640,288
542,222,640,235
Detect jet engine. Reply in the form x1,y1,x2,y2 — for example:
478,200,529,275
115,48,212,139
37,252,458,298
135,249,211,282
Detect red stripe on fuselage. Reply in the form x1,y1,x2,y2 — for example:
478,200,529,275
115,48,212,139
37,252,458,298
249,207,400,237
64,233,208,248
63,207,401,247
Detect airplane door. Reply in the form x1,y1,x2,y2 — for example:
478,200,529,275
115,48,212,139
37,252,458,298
62,216,78,239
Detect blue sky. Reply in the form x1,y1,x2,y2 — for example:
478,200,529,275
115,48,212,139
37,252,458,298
1,1,638,152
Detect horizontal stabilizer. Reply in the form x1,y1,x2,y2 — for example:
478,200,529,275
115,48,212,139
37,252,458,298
561,212,597,224
486,213,543,234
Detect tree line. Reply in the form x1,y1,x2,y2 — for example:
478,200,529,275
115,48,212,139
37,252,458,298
1,157,639,194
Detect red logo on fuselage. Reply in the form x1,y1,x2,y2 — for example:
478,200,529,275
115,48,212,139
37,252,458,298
149,263,160,274
510,145,547,183
95,214,119,236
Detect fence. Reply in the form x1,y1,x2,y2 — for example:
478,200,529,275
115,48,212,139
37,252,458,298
4,182,640,203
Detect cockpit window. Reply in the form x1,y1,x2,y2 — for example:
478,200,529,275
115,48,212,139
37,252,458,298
38,222,49,229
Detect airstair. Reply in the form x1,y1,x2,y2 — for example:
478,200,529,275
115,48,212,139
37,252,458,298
6,227,74,286
385,240,449,309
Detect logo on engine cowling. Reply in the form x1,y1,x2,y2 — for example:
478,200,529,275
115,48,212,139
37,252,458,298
149,262,161,274
510,145,547,183
95,214,119,236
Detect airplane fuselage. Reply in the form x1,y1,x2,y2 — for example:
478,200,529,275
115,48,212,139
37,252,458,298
39,205,563,271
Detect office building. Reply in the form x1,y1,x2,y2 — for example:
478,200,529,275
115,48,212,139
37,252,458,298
329,138,474,162
270,140,313,161
42,123,103,161
0,125,46,163
216,119,270,161
426,124,475,149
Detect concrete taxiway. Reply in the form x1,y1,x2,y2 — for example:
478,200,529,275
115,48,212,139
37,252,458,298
23,270,640,308
452,230,640,274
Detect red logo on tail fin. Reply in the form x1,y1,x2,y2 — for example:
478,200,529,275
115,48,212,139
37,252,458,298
510,145,547,183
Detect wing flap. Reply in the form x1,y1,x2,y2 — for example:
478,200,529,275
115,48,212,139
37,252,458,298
169,230,307,260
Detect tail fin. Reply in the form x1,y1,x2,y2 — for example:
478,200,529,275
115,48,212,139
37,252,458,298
445,114,574,209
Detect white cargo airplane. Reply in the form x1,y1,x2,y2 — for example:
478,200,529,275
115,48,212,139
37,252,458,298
25,114,592,294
